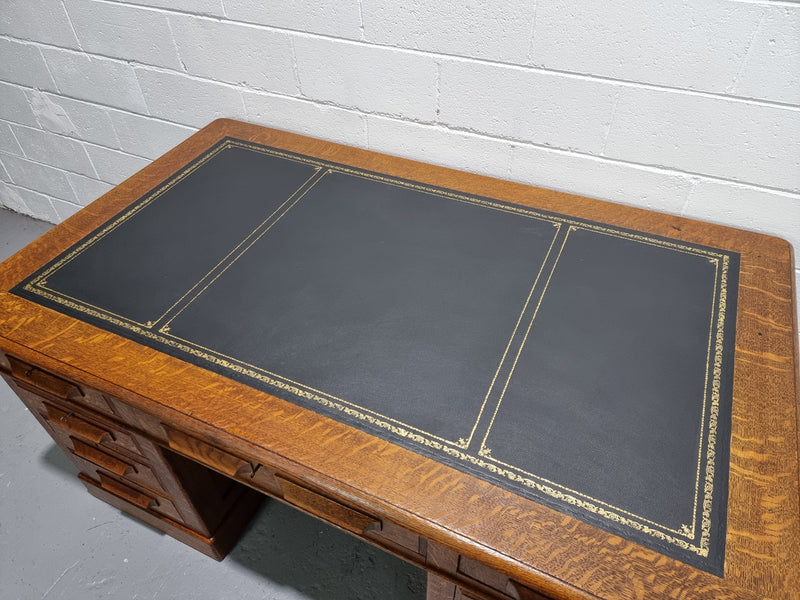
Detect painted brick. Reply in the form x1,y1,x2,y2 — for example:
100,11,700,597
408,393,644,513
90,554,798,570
604,87,800,193
362,0,535,64
41,48,149,114
532,0,768,100
11,124,97,178
27,91,119,148
294,36,438,121
50,197,83,221
26,91,76,137
0,181,59,222
0,0,80,48
108,111,195,159
67,173,114,206
0,122,24,156
224,0,362,39
168,15,297,94
104,0,225,17
510,144,693,215
0,83,39,127
731,8,800,106
438,59,618,155
365,116,514,181
64,0,183,70
0,153,76,202
0,38,57,90
242,91,367,148
682,180,800,254
0,181,31,214
135,68,247,127
84,145,150,184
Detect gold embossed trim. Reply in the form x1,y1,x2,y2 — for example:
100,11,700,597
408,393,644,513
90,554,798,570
18,137,735,559
473,227,731,557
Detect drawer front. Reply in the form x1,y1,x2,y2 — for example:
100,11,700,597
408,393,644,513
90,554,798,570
69,437,165,494
95,471,183,523
41,400,144,458
78,389,117,417
367,519,425,562
5,355,83,401
166,428,254,479
2,354,119,418
275,474,380,535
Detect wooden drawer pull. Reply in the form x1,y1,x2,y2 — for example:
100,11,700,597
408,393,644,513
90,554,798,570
276,475,380,535
166,428,254,478
71,437,134,477
43,403,112,444
97,472,156,511
7,355,82,399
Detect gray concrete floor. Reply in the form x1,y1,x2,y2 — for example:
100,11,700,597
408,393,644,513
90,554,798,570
0,208,426,600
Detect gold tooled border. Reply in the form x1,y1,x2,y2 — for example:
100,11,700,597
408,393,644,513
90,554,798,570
476,225,728,556
20,138,733,559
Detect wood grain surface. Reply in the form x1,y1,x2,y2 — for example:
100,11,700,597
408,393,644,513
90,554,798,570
0,119,797,600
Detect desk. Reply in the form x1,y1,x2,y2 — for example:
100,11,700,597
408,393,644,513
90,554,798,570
1,119,797,600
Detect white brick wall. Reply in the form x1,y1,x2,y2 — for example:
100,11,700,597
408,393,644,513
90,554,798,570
224,0,362,41
0,0,798,323
0,38,57,90
169,15,298,93
65,0,184,70
362,1,535,63
0,0,81,50
27,90,120,147
438,60,619,153
41,48,150,113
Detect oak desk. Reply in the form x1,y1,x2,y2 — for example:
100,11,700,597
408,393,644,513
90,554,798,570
1,119,798,600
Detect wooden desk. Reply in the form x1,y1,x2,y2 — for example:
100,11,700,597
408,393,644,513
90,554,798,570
1,119,798,600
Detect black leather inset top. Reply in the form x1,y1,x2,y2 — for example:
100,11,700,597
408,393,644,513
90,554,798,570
13,138,738,574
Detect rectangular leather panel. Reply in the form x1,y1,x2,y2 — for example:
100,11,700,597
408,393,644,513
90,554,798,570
12,137,739,574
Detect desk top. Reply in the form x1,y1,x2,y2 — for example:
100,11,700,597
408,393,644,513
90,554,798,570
1,120,798,599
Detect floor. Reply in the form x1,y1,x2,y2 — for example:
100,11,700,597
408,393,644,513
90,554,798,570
0,208,426,600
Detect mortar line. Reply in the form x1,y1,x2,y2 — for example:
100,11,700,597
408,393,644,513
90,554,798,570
2,92,799,201
59,0,84,51
4,16,799,112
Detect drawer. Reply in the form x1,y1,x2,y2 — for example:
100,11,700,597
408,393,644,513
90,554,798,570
78,472,263,562
4,355,84,402
77,389,117,417
69,437,165,494
94,471,184,524
275,474,381,536
41,400,144,458
3,355,120,417
367,519,424,562
166,428,254,479
457,556,516,599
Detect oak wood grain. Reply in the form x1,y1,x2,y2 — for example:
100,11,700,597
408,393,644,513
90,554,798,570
0,119,797,600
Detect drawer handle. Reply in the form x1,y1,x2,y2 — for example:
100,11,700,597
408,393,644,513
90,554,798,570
97,472,157,511
7,355,83,399
43,403,112,444
276,475,380,535
166,428,254,478
71,437,134,477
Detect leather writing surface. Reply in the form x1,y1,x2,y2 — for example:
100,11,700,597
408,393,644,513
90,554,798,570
13,138,738,574
481,226,733,569
40,145,318,324
165,170,558,444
